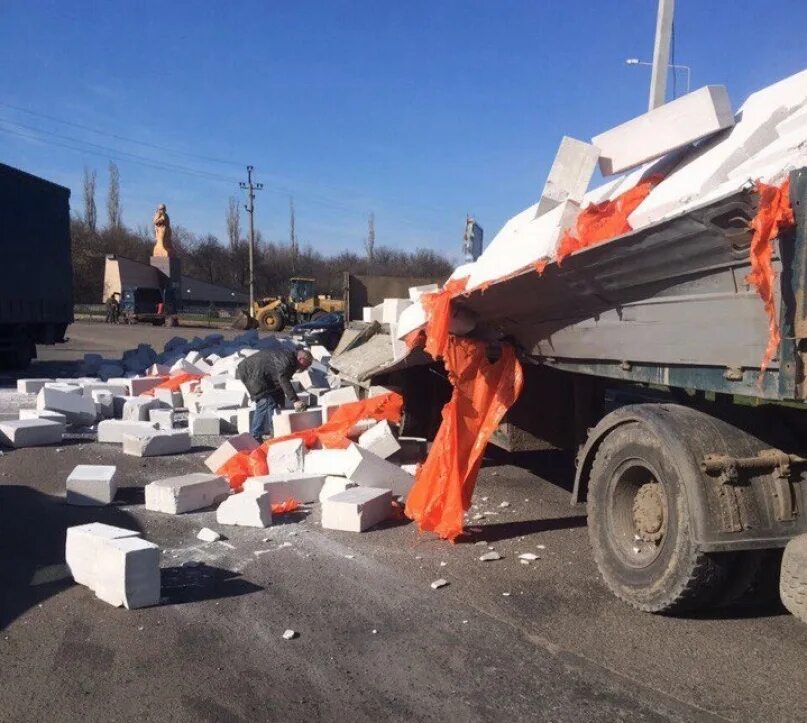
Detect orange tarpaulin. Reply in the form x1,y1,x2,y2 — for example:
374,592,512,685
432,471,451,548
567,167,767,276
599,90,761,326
216,392,404,490
143,372,203,396
405,336,523,541
271,498,300,514
747,178,795,374
420,277,468,359
555,173,664,264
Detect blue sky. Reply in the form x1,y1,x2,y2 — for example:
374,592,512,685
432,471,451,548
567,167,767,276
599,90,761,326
1,1,805,263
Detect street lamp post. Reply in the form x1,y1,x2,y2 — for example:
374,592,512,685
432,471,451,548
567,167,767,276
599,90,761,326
625,58,691,97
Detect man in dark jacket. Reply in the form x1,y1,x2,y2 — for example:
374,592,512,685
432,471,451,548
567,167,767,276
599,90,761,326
236,347,313,442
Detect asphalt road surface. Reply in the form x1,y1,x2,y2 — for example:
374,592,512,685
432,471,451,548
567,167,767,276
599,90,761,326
1,323,805,722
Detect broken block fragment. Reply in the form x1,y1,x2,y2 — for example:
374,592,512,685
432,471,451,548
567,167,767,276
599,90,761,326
92,537,161,610
243,472,325,504
145,473,230,514
343,443,414,498
148,408,175,430
36,386,97,426
97,419,158,443
536,136,599,217
321,486,392,532
216,490,272,528
66,465,117,506
16,378,51,395
205,433,259,473
122,396,157,422
358,420,400,460
122,430,191,457
318,475,358,503
267,438,306,474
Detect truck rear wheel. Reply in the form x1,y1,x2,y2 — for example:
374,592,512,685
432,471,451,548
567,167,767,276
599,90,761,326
588,422,732,613
780,534,807,624
257,309,284,332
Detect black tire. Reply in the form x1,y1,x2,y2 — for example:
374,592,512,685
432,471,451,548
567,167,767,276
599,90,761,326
588,422,733,614
780,534,807,624
257,309,284,332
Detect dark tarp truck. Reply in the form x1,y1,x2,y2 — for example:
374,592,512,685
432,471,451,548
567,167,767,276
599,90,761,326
351,168,807,619
0,162,72,368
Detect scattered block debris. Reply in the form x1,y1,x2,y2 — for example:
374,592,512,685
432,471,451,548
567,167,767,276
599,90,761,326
216,490,272,528
145,473,230,514
66,465,117,506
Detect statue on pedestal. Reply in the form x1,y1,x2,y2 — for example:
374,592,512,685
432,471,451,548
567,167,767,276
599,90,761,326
152,203,173,257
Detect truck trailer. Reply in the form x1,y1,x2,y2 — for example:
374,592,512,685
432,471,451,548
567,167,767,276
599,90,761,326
0,162,72,368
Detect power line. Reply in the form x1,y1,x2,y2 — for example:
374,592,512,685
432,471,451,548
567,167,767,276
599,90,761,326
0,100,243,168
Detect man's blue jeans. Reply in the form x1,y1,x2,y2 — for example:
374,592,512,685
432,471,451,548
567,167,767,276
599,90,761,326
251,396,278,442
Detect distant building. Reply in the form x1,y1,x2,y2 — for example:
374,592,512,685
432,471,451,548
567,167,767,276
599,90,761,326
102,255,248,311
463,216,483,261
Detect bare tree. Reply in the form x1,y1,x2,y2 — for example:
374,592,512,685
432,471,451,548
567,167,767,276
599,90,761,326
289,197,298,273
82,167,97,233
226,196,241,250
106,161,122,229
365,212,375,267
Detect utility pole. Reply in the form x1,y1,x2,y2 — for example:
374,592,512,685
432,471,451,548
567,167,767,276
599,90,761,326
648,0,675,110
239,165,263,316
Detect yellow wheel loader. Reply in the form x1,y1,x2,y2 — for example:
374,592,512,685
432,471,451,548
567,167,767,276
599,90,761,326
253,277,343,332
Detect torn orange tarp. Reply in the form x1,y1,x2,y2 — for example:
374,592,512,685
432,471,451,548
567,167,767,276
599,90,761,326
556,173,664,264
143,372,203,396
217,392,404,490
405,337,523,541
747,178,795,374
271,498,300,514
420,276,468,359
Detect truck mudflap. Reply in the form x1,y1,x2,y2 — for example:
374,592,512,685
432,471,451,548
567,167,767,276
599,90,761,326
574,403,807,552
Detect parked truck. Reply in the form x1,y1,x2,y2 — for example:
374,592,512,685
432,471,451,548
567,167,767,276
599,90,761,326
332,170,807,620
0,162,73,368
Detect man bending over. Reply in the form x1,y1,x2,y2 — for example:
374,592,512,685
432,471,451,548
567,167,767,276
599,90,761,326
236,347,313,443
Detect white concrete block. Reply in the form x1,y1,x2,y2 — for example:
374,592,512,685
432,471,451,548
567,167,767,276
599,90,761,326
303,448,353,476
145,473,230,514
593,85,734,176
205,433,259,473
536,136,599,216
199,389,248,410
147,363,171,376
243,472,325,503
272,408,323,437
45,382,82,394
200,375,229,392
122,396,157,422
216,490,272,528
91,390,114,419
382,298,412,325
122,430,191,457
370,302,384,323
267,438,306,474
189,413,221,436
0,419,63,448
92,537,161,610
65,523,140,587
97,419,158,443
343,443,414,498
224,379,248,394
319,386,360,408
408,284,439,302
16,378,51,394
309,345,331,363
197,527,221,542
154,387,182,409
148,408,175,429
294,368,328,390
106,377,133,395
318,475,358,503
19,409,66,425
36,386,97,426
216,409,240,434
358,420,400,460
82,382,129,399
362,306,373,322
170,358,204,375
401,463,418,476
236,407,255,435
66,465,117,506
321,486,392,532
185,350,202,364
130,376,166,396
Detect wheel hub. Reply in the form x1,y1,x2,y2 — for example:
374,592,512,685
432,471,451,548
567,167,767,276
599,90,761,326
632,482,665,542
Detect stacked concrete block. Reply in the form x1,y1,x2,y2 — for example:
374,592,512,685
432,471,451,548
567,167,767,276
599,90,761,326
319,386,359,408
16,379,51,395
408,283,439,302
130,376,167,396
193,358,213,376
205,433,259,473
66,465,117,506
199,389,248,410
536,136,599,217
65,523,140,587
91,390,115,419
145,473,230,514
154,387,182,409
362,306,374,322
358,420,401,460
189,414,221,436
294,368,328,390
122,430,191,457
309,345,331,363
267,438,306,474
122,397,157,422
236,407,256,435
216,490,272,528
147,363,171,376
395,300,428,339
97,419,158,443
45,382,82,394
318,475,358,503
593,85,734,176
107,377,133,395
216,409,240,434
200,375,228,392
321,487,392,532
343,443,414,498
382,298,412,325
37,387,97,426
0,419,63,448
303,448,353,476
81,382,129,398
148,408,175,429
243,472,325,504
272,408,323,437
92,537,161,609
19,409,66,425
